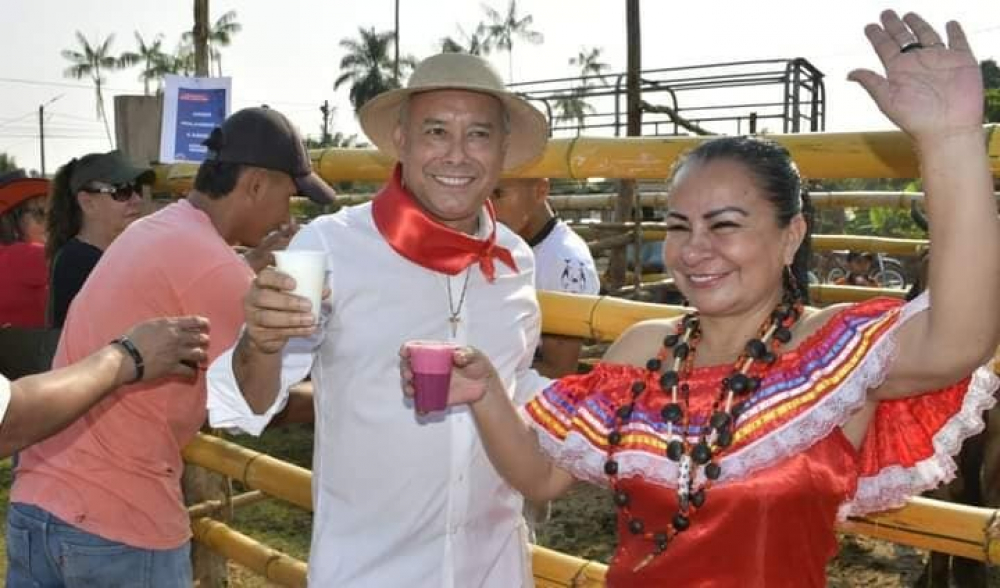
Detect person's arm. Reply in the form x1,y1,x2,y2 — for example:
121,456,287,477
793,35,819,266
267,381,315,427
401,344,576,502
849,12,1000,399
533,334,585,378
0,315,209,457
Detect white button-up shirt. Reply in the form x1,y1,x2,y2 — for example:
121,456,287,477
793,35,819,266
208,203,548,587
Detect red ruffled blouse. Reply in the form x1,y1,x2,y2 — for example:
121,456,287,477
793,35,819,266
524,295,998,587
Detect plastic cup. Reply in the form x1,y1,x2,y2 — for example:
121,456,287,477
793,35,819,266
273,250,327,321
406,341,457,413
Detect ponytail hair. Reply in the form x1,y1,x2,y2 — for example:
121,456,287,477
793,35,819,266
45,158,83,262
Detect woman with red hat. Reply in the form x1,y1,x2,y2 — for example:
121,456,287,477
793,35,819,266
0,171,50,328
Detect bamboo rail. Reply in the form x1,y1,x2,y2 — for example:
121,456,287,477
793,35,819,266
191,517,308,587
151,125,1000,194
574,223,930,255
187,490,269,520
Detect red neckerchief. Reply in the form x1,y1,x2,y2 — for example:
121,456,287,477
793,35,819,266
371,164,518,282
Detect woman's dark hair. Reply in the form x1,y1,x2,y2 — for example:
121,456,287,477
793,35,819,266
194,160,245,199
0,200,32,244
667,136,814,303
45,158,84,261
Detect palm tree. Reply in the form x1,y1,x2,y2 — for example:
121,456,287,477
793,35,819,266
440,26,488,56
334,27,412,111
62,31,119,145
571,46,611,87
183,9,241,76
479,0,543,82
553,87,595,135
119,32,169,95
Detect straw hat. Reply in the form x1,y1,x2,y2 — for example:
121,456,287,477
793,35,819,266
358,53,549,170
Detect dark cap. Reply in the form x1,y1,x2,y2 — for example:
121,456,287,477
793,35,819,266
202,107,335,204
0,170,50,216
69,150,155,195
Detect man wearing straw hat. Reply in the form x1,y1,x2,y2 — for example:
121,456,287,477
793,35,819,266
208,53,550,586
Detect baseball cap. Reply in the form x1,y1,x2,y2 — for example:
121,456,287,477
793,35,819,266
202,107,336,204
68,150,155,195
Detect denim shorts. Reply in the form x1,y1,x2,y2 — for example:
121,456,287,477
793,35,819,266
6,502,192,588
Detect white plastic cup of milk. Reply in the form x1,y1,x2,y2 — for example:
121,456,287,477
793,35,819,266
273,250,327,321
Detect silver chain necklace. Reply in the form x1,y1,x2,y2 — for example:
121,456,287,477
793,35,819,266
447,269,472,338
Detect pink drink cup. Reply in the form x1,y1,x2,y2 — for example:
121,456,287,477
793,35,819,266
407,341,456,413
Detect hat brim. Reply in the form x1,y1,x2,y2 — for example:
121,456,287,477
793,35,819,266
358,85,549,171
295,172,336,205
0,178,49,216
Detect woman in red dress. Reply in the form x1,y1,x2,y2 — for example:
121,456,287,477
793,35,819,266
402,10,1000,587
0,171,50,328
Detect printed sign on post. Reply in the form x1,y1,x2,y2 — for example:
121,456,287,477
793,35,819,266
159,75,231,163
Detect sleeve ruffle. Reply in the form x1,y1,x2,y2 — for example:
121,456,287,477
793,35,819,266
840,366,998,517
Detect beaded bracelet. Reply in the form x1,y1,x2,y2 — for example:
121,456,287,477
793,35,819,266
111,335,145,384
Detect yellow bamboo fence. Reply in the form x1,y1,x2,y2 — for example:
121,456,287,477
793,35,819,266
151,124,1000,194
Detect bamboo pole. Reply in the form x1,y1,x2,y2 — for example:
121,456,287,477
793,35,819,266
841,496,1000,563
188,490,269,520
151,125,1000,194
181,434,312,511
531,544,608,587
191,517,308,588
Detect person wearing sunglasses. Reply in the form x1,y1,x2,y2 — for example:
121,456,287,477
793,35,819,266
45,150,154,328
0,170,51,328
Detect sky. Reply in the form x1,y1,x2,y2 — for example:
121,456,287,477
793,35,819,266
2,0,999,175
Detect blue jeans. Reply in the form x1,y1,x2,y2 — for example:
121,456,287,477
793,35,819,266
6,502,192,588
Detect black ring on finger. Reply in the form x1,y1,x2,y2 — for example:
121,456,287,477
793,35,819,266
900,41,924,53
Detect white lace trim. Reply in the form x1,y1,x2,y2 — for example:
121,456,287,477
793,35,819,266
533,292,996,501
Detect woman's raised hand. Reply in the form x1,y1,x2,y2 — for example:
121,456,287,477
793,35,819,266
849,10,983,142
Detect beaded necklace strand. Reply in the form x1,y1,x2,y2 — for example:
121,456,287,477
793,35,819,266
604,296,803,571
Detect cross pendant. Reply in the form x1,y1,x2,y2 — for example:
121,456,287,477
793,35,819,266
449,315,461,338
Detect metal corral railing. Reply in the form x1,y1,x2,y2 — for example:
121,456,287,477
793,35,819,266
183,292,1000,586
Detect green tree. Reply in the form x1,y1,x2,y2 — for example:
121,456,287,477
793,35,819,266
479,0,543,82
553,87,595,135
570,46,611,86
61,31,119,145
982,60,1000,122
334,27,413,111
119,32,169,95
182,9,241,76
440,26,488,56
0,153,18,174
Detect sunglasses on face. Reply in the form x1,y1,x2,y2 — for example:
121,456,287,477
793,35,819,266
24,207,47,221
84,183,143,202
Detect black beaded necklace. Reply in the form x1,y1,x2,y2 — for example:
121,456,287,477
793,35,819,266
604,295,803,571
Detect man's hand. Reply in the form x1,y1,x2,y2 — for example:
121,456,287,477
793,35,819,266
244,268,322,355
242,223,299,274
121,316,210,383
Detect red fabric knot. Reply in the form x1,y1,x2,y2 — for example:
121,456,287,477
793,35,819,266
371,164,518,283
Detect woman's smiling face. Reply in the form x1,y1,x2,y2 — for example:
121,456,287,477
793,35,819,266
663,157,804,317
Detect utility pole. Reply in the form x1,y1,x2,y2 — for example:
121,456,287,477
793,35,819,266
393,0,400,85
320,100,332,146
193,0,210,76
38,94,64,177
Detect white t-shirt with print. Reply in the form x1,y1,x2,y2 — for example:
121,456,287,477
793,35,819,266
533,220,600,295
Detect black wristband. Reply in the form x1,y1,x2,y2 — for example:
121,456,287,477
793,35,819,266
111,335,145,384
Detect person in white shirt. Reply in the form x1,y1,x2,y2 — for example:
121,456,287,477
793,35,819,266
491,178,600,378
207,52,550,587
0,316,207,458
